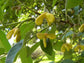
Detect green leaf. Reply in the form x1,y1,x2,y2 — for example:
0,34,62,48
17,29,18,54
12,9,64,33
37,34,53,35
19,46,33,63
0,6,3,20
64,50,72,59
46,51,55,61
0,30,11,52
48,25,56,33
31,42,40,53
52,0,57,7
20,22,35,39
61,59,74,63
40,38,53,55
6,40,23,63
62,30,73,40
0,48,5,55
0,57,6,63
73,6,79,15
53,41,63,51
66,30,73,37
81,51,84,57
66,0,83,9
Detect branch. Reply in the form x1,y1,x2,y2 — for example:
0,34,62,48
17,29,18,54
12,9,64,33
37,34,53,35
0,18,35,28
26,7,41,15
60,20,74,27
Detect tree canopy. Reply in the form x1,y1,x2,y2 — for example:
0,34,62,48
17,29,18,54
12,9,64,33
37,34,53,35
0,0,84,63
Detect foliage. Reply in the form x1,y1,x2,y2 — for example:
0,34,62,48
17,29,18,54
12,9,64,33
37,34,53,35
0,0,84,63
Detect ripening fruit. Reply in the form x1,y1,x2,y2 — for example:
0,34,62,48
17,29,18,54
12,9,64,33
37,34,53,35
6,30,14,39
46,34,56,39
36,33,56,48
43,38,47,48
61,43,72,52
6,27,21,42
36,33,45,39
45,13,55,25
14,28,20,37
74,45,81,51
74,45,84,51
35,12,55,25
79,24,84,32
81,45,84,50
6,28,15,39
35,12,46,25
61,45,65,52
16,33,21,42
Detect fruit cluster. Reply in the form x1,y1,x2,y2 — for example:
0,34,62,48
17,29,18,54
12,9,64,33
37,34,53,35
61,43,72,52
79,24,84,32
36,12,56,48
36,33,56,48
74,45,84,51
6,27,21,42
35,12,55,25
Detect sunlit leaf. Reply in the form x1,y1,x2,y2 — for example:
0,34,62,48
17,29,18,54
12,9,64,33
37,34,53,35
19,46,33,63
46,51,55,61
52,0,57,7
0,57,5,63
61,59,74,63
31,42,40,53
53,41,63,51
0,48,5,55
0,30,11,52
20,22,35,39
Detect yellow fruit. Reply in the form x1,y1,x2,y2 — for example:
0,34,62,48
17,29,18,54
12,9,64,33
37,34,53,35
47,34,56,39
81,45,84,50
79,24,84,32
16,33,21,42
43,38,47,48
61,43,72,52
14,28,20,37
61,45,65,52
66,43,72,49
74,45,81,52
45,13,55,25
36,33,45,39
6,28,15,39
35,12,46,25
36,33,55,48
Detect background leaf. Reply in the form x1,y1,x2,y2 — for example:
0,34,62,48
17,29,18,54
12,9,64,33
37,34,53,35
0,48,5,55
52,0,57,7
61,59,74,63
53,41,63,51
6,40,23,63
0,30,11,52
20,22,35,39
31,42,40,53
19,46,33,63
62,30,73,40
40,38,53,55
48,25,56,33
66,0,83,9
46,51,55,61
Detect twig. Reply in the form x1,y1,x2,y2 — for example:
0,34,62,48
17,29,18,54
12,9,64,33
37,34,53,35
0,18,35,28
65,0,67,21
26,7,41,15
